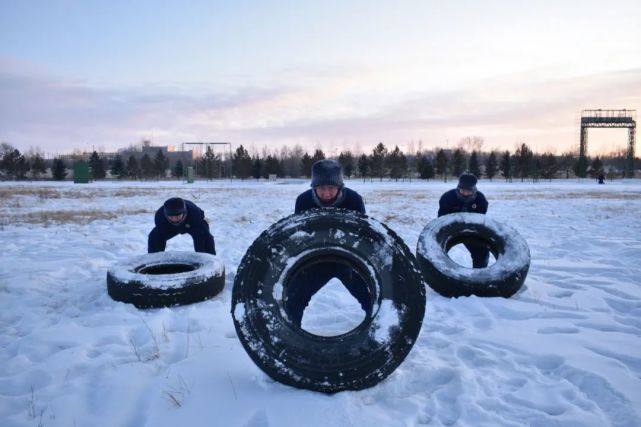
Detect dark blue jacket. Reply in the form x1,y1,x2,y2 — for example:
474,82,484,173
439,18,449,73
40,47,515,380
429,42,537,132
295,187,366,214
148,200,216,254
438,189,488,217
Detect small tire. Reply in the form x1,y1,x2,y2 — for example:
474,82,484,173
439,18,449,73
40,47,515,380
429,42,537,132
417,213,530,298
231,208,426,393
107,251,225,308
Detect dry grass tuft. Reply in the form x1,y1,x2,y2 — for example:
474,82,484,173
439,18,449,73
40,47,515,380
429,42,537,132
499,191,641,200
7,208,151,226
0,188,62,201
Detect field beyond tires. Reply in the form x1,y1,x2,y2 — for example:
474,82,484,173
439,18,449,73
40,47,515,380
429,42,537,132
1,179,640,427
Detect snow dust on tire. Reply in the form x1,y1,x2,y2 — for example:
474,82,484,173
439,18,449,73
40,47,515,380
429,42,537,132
231,208,426,393
107,251,225,308
417,213,530,298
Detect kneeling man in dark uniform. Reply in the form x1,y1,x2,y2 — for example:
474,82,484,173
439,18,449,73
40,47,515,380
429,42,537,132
438,172,489,268
287,159,369,327
148,197,216,255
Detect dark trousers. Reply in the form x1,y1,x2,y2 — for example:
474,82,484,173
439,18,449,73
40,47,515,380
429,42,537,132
285,263,371,326
148,224,216,255
464,242,489,268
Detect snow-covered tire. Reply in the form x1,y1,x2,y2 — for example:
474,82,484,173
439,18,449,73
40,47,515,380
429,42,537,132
107,251,225,308
416,213,530,298
231,208,426,393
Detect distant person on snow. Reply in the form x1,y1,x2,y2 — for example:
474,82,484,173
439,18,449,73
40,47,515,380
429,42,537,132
438,172,489,268
597,173,605,184
148,197,216,255
287,159,369,327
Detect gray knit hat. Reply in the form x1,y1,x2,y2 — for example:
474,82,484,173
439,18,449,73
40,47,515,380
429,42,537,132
310,159,344,188
457,172,478,191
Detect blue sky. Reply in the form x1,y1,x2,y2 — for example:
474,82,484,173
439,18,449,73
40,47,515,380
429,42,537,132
1,0,640,156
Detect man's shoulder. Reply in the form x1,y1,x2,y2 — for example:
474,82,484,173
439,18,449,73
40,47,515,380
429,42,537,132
296,188,313,199
342,187,362,198
295,189,314,213
440,188,457,201
184,199,198,209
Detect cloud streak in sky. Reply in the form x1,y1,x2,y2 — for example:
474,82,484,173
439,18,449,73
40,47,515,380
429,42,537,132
2,58,640,155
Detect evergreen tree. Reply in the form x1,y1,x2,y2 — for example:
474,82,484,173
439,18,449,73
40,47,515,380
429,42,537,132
1,148,29,179
500,151,512,182
514,143,533,182
110,155,125,178
540,153,558,181
370,142,388,181
30,153,47,179
153,149,168,178
311,149,325,163
338,151,354,178
197,146,219,179
263,155,281,178
590,156,603,178
251,156,262,180
558,152,574,179
358,154,369,181
451,149,466,177
173,160,184,178
52,158,67,180
387,145,407,181
140,153,154,179
485,151,498,180
89,151,106,180
125,155,139,179
232,145,252,179
418,156,435,180
300,153,313,177
575,154,588,178
532,155,542,182
468,150,481,178
435,149,448,182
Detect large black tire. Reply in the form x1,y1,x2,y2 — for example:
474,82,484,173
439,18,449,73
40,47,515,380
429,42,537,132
107,251,225,308
416,213,530,298
231,208,426,393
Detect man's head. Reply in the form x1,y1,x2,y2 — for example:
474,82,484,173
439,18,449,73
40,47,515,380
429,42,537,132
311,159,344,204
457,172,478,200
163,197,187,224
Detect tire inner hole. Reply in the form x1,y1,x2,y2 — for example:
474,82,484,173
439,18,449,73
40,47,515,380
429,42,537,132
136,263,197,275
284,255,375,337
446,235,498,269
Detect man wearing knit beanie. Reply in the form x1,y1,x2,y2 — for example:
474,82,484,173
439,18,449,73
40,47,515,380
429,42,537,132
437,172,490,268
287,159,368,327
148,197,216,255
295,159,365,213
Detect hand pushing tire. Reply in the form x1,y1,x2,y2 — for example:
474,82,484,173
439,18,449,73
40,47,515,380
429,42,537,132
107,251,225,308
417,213,530,298
232,208,426,393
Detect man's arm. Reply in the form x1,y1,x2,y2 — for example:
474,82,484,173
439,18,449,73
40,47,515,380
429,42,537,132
437,195,449,217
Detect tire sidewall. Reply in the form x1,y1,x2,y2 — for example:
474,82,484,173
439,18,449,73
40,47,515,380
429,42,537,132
232,209,426,392
107,251,225,308
417,213,530,298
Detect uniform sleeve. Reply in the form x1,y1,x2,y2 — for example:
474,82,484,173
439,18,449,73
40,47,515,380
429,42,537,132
294,194,303,214
154,208,163,227
437,194,448,217
478,193,489,214
355,194,366,214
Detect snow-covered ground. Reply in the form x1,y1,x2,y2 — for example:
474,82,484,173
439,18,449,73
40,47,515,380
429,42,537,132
1,178,640,427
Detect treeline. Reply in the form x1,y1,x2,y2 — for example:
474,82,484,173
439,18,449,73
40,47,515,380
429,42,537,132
230,142,635,182
0,141,637,181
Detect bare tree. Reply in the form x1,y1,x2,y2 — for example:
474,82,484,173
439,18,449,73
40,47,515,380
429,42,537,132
458,136,484,153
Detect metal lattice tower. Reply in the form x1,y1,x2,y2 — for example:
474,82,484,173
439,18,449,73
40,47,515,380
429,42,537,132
580,109,636,177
